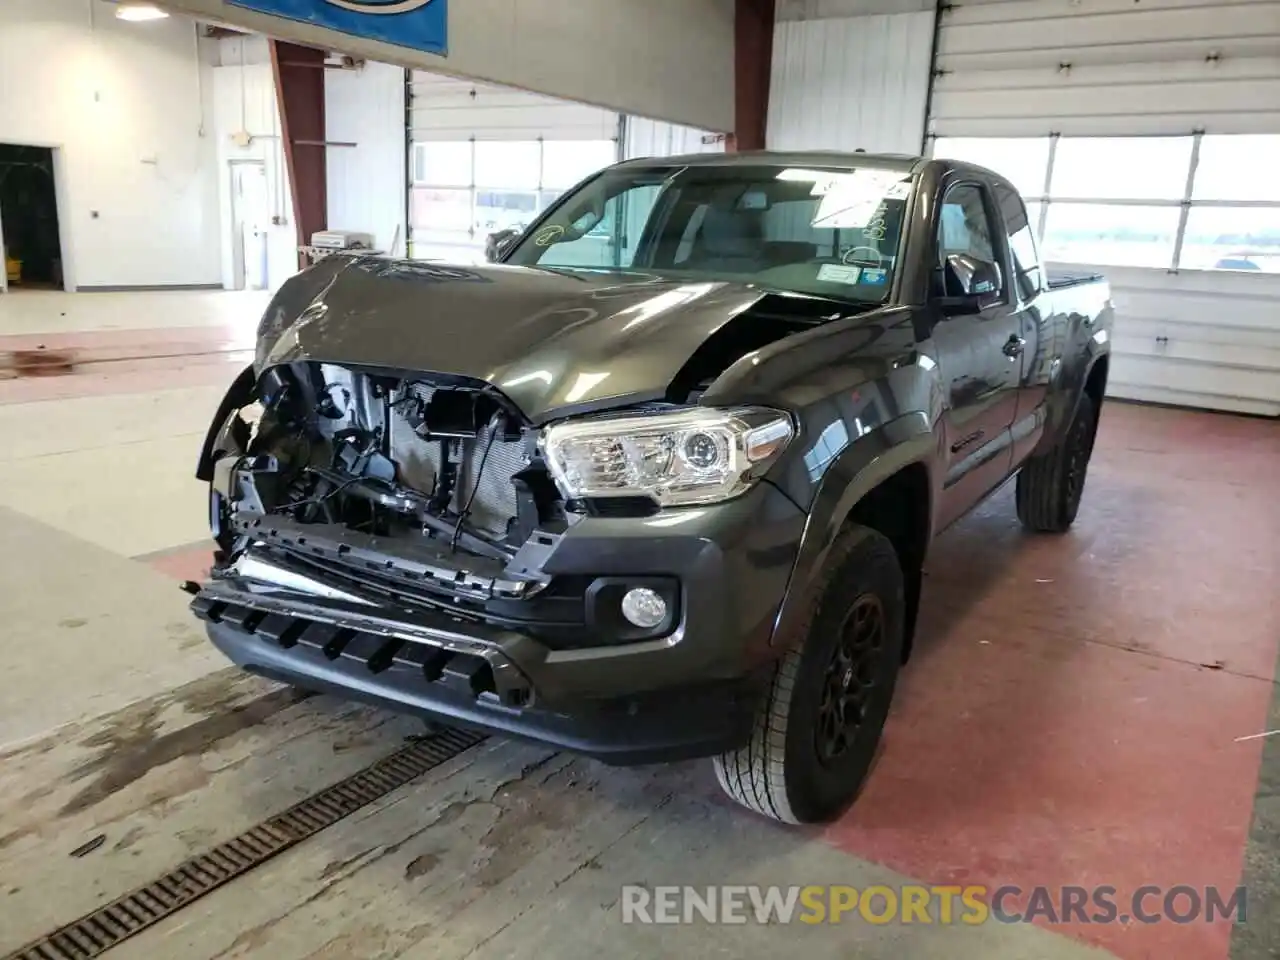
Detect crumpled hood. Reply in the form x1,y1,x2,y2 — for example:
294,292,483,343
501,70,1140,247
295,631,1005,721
255,256,772,423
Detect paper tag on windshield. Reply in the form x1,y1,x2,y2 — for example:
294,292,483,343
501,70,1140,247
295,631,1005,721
817,264,863,285
810,170,908,229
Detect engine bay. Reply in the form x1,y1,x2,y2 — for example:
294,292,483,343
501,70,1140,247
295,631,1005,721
211,362,569,577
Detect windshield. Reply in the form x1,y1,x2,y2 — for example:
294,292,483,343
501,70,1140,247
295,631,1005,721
503,162,914,303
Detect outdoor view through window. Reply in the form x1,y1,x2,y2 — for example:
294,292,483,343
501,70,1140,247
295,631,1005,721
503,163,915,302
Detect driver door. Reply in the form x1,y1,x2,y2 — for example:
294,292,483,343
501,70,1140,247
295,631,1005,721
930,178,1024,530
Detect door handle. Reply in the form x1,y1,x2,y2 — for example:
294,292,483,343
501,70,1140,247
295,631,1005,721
1003,335,1026,359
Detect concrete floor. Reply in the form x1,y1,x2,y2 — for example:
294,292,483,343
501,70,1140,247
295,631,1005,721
1,289,1277,960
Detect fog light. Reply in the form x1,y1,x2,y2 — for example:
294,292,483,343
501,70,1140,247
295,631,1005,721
621,587,667,629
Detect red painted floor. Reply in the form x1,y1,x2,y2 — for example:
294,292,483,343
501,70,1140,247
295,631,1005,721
0,353,250,404
0,326,251,405
139,542,217,583
0,324,248,355
824,403,1279,960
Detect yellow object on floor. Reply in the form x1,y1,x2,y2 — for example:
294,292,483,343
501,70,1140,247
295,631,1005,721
5,257,20,285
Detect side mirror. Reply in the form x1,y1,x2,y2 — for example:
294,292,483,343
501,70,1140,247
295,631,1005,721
939,253,1002,315
484,227,521,263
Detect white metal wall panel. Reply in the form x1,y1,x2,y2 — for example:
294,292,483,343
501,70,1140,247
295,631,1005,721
930,0,1280,137
327,63,408,257
768,12,937,153
622,118,726,159
1097,266,1280,416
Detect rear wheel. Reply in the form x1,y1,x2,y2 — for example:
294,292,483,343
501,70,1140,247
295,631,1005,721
1015,392,1097,533
713,525,904,824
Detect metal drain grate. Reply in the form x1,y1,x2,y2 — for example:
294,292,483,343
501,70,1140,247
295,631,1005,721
3,727,485,960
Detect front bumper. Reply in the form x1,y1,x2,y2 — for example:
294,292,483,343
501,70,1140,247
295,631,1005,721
192,481,806,764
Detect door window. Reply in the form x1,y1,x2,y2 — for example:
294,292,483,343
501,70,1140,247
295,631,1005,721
936,182,1003,299
938,184,996,264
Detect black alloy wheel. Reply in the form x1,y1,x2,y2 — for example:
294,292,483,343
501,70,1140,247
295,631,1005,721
815,594,886,765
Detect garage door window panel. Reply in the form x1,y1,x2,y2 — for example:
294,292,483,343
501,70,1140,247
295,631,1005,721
475,141,542,191
1181,207,1280,274
933,137,1051,199
475,190,539,235
411,188,473,233
1193,135,1280,203
1050,137,1191,202
415,142,473,188
1042,203,1180,269
543,141,618,191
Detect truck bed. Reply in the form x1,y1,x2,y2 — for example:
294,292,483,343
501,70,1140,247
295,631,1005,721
1047,269,1106,290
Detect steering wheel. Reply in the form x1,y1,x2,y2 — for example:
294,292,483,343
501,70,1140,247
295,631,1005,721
840,245,889,267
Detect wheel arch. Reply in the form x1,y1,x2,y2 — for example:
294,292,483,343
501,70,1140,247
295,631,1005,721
195,363,257,482
771,413,936,662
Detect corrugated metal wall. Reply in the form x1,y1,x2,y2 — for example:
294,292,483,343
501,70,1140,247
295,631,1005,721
327,63,407,257
928,0,1280,416
767,8,936,153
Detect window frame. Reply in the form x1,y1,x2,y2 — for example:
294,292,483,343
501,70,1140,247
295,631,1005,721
929,132,1280,275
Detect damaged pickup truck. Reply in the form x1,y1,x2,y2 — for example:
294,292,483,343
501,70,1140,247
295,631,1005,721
190,152,1112,823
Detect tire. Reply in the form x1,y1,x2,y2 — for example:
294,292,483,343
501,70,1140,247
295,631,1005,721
1015,392,1097,533
713,525,904,824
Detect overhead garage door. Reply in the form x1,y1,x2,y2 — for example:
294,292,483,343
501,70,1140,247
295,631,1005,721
409,72,621,263
408,71,729,263
927,0,1280,416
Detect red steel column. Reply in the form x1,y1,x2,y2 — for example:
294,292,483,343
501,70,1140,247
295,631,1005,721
731,0,776,151
270,40,327,268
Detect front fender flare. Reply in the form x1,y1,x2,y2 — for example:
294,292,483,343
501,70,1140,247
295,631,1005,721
195,364,256,482
770,411,936,648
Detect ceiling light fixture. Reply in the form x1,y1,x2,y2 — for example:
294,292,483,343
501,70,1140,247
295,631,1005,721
115,2,171,21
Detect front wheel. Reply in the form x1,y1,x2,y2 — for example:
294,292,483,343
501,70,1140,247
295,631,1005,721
713,525,904,824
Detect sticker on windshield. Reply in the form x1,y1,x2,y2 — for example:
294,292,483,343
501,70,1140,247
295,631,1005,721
861,268,888,285
817,264,863,285
533,225,564,246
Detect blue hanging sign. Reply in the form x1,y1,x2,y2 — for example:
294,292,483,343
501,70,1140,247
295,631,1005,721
227,0,448,56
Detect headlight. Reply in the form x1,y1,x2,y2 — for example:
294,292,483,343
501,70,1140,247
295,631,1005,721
541,407,795,507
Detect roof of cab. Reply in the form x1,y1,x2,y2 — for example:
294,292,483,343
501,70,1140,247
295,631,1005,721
612,150,928,174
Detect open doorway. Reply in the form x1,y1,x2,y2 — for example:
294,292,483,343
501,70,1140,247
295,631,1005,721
229,160,269,291
0,144,64,293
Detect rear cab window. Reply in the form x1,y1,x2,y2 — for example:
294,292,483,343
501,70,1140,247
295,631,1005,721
994,181,1045,302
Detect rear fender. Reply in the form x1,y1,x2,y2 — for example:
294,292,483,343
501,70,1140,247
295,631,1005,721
1034,333,1111,457
770,412,936,648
